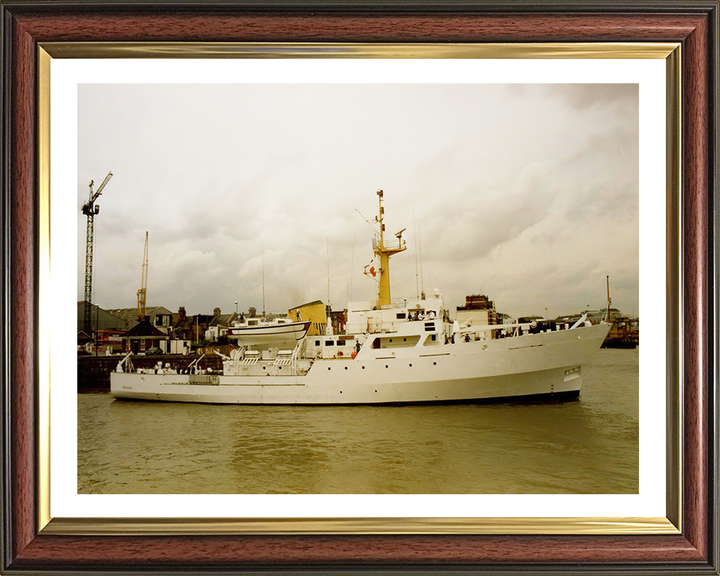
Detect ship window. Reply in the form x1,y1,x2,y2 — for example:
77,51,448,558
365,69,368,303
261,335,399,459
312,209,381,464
315,340,320,346
396,313,406,319
338,340,346,346
372,339,380,349
423,335,438,346
325,341,335,346
425,322,434,332
377,335,420,348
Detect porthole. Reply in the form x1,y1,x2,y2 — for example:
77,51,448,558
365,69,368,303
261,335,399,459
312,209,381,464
328,367,331,371
433,361,437,365
344,366,348,370
362,366,365,369
409,363,412,367
385,365,389,368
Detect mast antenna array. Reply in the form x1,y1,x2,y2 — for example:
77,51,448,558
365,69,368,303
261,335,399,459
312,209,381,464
81,171,113,334
373,190,406,308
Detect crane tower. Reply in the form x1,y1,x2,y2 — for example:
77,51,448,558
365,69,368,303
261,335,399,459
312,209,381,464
81,171,113,334
138,232,149,321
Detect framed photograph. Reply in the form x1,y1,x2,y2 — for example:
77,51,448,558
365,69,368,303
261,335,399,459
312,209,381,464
1,1,717,574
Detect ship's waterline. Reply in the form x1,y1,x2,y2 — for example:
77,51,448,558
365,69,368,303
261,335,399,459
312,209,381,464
79,349,638,495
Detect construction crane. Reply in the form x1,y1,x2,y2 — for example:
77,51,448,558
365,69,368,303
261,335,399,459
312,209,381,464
137,231,149,321
81,171,113,335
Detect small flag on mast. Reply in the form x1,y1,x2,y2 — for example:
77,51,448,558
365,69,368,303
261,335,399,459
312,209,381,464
363,257,378,279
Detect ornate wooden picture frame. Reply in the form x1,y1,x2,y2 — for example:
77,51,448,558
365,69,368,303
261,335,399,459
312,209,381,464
1,1,717,573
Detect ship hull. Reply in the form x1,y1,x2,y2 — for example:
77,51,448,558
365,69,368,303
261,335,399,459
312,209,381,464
111,324,609,405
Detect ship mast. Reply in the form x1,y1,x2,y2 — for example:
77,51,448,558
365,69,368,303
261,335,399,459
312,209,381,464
604,275,612,323
137,231,149,321
374,190,406,308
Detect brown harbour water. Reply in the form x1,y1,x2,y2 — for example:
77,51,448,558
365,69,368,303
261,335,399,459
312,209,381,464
78,349,638,494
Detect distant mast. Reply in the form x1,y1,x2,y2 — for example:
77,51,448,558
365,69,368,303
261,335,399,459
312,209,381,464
604,275,612,323
374,190,407,309
261,242,266,319
137,231,149,321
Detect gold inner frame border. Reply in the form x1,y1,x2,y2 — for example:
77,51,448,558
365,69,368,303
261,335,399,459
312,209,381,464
37,41,681,536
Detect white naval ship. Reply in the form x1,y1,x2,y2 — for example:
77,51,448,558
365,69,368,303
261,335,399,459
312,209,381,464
111,191,610,405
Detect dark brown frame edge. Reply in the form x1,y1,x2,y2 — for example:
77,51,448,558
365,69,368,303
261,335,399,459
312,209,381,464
0,1,717,574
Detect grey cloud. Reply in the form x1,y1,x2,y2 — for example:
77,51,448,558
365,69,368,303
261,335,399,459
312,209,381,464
543,84,638,111
79,82,639,317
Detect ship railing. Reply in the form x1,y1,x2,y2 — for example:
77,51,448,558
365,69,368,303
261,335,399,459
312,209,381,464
444,317,595,342
291,342,302,374
372,237,406,252
264,349,299,373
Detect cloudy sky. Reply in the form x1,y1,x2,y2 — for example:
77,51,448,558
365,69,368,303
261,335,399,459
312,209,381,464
77,83,638,319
